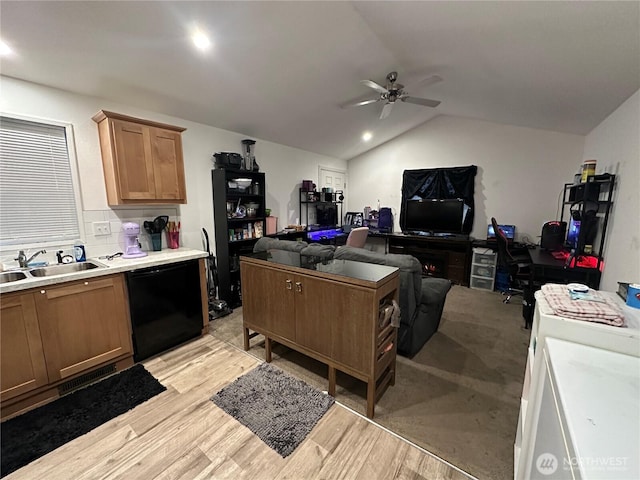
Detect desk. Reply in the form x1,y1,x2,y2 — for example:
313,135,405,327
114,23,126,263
524,247,603,328
528,248,602,289
472,239,532,256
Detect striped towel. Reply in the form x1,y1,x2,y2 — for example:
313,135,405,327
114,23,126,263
541,283,625,326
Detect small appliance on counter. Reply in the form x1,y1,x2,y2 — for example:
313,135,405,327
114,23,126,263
121,222,147,258
213,152,243,169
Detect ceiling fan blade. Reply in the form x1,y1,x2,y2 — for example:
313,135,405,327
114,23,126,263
380,102,394,119
361,79,388,94
401,96,441,108
340,96,381,109
409,74,443,90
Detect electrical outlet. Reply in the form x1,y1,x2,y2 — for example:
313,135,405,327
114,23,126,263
92,221,111,236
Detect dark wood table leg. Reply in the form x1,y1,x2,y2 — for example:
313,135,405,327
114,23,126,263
265,336,272,363
366,380,375,419
243,327,250,351
328,365,336,397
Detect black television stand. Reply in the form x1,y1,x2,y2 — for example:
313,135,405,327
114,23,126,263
386,232,472,286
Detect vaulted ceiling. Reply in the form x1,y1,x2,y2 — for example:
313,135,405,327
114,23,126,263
1,1,638,160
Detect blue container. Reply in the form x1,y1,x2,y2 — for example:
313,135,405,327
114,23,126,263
495,269,509,291
627,284,640,309
74,241,86,262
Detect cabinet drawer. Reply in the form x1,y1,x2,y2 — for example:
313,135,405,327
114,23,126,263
472,252,497,265
449,252,466,266
470,276,495,291
471,263,496,279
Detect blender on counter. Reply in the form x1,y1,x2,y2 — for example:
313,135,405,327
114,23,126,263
241,139,256,171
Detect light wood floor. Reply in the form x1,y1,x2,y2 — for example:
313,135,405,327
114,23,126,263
6,335,473,480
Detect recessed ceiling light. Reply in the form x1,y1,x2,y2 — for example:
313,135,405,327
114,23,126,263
362,131,373,142
0,40,14,57
191,29,211,52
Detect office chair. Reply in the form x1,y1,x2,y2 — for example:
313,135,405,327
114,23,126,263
491,217,531,304
345,227,369,248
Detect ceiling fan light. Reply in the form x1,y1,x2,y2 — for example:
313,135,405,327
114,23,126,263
0,40,14,56
191,29,212,51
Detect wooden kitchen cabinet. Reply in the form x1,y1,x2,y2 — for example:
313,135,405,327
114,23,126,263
2,274,132,419
1,292,49,402
35,274,133,382
241,253,399,418
92,110,187,205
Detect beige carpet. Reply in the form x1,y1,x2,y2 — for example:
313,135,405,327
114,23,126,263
209,284,530,480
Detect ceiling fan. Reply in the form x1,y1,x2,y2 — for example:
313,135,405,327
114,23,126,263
341,71,442,119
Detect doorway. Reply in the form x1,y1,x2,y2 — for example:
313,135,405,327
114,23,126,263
318,166,346,199
318,166,346,225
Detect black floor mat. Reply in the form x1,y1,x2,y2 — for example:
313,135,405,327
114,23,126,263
1,364,166,477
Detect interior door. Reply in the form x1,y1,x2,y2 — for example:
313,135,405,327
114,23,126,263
319,166,346,225
319,167,346,196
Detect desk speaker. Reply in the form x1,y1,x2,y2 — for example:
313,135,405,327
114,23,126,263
540,221,567,251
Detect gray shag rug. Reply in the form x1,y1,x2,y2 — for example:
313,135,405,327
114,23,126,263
211,362,335,457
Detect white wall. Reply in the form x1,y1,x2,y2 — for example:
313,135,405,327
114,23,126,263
347,115,585,243
0,76,345,263
583,90,640,291
3,76,635,291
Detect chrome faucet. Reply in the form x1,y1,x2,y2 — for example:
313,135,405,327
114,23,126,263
15,249,46,268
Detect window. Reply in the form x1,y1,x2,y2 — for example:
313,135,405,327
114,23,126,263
0,115,83,248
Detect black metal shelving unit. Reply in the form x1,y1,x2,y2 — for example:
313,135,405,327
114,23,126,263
212,168,266,308
560,173,615,273
299,188,343,229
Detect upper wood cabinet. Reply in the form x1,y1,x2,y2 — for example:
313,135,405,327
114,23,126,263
92,110,187,205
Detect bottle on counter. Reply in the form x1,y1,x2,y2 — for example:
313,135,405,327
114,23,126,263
74,240,86,262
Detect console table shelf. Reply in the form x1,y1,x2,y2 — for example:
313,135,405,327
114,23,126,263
212,168,266,308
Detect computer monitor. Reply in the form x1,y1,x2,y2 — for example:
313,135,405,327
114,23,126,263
403,199,465,234
315,203,337,227
566,217,581,250
487,224,516,242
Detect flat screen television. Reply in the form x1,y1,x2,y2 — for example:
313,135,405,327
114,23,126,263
403,198,465,234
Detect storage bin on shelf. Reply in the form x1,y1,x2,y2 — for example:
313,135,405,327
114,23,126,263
469,247,497,291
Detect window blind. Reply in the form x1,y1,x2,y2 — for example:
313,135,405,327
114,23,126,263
0,116,81,246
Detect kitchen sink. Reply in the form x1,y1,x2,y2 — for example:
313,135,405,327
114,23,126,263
28,261,103,277
0,271,28,284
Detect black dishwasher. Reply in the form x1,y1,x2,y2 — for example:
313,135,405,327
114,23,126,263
126,259,203,361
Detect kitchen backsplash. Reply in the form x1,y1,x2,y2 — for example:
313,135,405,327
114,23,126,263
1,207,179,269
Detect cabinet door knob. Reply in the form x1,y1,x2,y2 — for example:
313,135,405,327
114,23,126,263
84,281,89,286
286,279,292,290
295,282,302,293
40,290,46,294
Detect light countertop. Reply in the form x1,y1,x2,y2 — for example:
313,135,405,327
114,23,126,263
0,248,208,294
545,337,640,479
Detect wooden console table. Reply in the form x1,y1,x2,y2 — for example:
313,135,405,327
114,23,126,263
240,250,399,418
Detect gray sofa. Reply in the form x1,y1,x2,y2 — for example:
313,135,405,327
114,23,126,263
252,238,451,357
